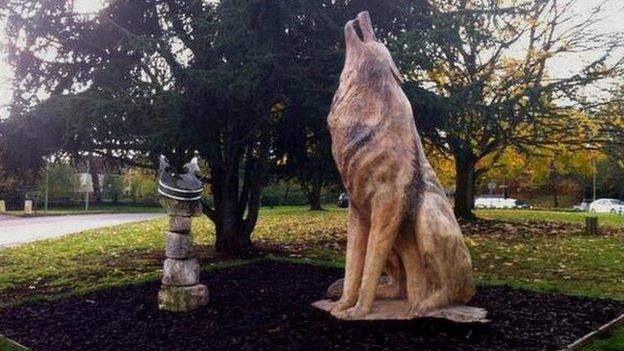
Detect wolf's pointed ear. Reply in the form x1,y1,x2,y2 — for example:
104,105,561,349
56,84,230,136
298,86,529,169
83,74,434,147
389,58,404,84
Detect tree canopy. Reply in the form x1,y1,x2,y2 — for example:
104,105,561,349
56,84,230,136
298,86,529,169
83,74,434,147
397,0,623,217
0,0,431,251
0,0,622,244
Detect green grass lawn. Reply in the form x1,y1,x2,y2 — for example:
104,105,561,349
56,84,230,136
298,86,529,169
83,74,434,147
0,206,349,307
0,206,623,348
1,206,623,305
476,208,624,227
0,335,27,351
583,326,624,351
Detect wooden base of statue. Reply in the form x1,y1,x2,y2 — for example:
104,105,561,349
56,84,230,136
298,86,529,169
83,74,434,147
312,299,488,323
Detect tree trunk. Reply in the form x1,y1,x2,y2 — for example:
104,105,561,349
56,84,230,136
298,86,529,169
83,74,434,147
213,172,253,253
552,184,559,208
205,137,268,255
308,170,323,211
90,171,102,204
214,207,252,252
454,155,477,220
550,160,559,208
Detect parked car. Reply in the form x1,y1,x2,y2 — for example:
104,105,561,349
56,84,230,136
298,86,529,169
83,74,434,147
474,197,530,209
572,201,589,211
337,193,349,208
514,199,531,209
588,198,624,214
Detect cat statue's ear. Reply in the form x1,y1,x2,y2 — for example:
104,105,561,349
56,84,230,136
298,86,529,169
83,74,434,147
183,158,200,176
159,155,171,173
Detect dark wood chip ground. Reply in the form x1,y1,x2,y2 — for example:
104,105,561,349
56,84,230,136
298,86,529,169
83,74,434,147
1,261,622,351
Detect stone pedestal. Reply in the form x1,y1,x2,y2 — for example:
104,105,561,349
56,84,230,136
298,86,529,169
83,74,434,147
158,285,209,312
585,217,599,235
0,200,5,212
158,198,208,312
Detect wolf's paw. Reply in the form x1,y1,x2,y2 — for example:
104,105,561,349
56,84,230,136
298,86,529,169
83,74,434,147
332,304,370,319
409,293,447,317
409,303,429,317
330,298,356,314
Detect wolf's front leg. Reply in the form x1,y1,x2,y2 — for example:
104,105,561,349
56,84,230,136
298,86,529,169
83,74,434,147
331,209,369,315
337,196,403,319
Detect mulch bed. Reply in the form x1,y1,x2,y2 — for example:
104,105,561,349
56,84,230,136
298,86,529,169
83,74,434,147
1,261,622,351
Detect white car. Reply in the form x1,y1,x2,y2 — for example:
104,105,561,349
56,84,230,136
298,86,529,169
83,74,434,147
589,198,624,214
474,197,529,209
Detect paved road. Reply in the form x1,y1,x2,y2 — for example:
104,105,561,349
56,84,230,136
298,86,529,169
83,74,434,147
0,213,164,248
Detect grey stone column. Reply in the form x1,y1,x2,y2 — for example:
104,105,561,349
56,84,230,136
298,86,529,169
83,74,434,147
158,198,209,312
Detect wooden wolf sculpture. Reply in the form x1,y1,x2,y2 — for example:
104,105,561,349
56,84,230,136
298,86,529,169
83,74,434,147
325,11,475,320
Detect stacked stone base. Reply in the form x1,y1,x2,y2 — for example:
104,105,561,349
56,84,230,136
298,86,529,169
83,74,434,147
158,199,208,312
158,285,209,312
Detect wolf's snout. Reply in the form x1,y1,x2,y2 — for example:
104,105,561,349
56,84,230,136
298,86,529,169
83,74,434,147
345,11,377,50
356,11,376,42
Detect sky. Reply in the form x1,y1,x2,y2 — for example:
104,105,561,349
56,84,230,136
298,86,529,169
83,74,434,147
547,1,624,77
0,0,622,119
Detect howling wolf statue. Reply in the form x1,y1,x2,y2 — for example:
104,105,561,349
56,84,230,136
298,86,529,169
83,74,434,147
314,11,483,322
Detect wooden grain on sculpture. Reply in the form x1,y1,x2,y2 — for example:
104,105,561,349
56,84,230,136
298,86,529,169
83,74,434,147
322,11,476,320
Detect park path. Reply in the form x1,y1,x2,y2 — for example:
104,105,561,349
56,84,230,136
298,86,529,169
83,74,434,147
0,213,164,248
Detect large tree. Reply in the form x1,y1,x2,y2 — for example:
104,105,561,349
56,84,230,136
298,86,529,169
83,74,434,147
396,0,623,218
595,84,624,199
2,0,298,251
1,0,429,250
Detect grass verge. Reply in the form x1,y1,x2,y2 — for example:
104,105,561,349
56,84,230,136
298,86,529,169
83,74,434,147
476,209,624,227
0,334,28,351
582,326,624,351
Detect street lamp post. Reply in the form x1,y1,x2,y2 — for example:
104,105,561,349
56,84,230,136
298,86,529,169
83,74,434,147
85,159,90,211
500,176,508,199
44,162,49,212
592,157,597,202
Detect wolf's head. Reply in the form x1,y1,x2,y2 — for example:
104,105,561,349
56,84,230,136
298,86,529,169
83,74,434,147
342,11,404,86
